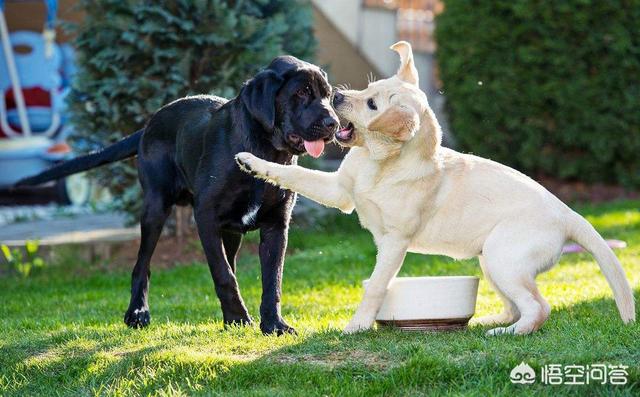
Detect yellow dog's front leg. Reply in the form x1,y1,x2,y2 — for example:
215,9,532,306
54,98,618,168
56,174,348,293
235,152,355,213
344,235,409,334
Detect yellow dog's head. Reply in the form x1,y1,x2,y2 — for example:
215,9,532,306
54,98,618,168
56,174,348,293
333,41,440,160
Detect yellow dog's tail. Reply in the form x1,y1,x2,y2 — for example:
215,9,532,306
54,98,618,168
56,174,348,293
566,210,635,323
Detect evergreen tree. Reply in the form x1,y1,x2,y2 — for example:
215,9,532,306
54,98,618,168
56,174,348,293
436,1,640,188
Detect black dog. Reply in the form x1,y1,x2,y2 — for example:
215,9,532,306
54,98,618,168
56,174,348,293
17,56,339,334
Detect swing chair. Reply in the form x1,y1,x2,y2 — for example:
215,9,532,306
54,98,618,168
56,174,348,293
0,0,90,205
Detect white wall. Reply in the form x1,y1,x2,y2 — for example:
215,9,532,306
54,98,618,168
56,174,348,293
312,0,361,45
359,7,398,77
312,1,399,79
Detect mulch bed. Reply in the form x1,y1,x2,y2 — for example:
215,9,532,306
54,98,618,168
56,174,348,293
537,176,639,203
106,234,205,269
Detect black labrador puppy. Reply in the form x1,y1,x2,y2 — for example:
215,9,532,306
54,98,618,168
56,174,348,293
17,56,339,334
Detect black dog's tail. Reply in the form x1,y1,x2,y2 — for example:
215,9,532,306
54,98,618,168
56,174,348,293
15,130,143,187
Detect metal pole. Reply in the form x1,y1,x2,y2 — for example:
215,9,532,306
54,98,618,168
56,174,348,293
0,6,32,136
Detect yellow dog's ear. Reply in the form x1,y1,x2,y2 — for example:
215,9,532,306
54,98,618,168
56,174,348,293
367,104,420,141
390,41,419,86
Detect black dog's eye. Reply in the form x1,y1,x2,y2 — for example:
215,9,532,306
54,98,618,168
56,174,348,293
297,86,310,98
367,98,377,110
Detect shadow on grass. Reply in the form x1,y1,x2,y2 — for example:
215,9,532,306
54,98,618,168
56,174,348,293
2,290,638,396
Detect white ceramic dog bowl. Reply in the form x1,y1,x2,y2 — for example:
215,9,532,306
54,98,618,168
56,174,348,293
363,276,479,331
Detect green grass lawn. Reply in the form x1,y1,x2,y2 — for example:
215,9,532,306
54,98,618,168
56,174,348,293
1,200,639,396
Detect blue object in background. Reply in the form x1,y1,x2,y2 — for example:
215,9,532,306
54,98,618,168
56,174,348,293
0,30,62,91
0,0,83,197
0,30,66,132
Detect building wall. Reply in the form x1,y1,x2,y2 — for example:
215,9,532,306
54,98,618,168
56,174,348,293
313,2,454,146
359,7,399,77
312,0,361,45
313,5,379,90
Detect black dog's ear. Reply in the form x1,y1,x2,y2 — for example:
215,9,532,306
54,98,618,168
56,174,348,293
241,70,285,131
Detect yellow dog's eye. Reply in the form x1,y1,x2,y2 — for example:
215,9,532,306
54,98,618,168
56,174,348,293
367,98,377,110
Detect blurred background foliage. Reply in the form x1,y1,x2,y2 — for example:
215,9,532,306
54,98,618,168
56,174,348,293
436,0,640,188
67,0,316,218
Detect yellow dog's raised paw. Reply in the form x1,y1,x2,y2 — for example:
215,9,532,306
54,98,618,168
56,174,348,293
235,152,259,174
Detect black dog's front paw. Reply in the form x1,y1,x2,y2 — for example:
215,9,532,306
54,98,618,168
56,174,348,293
124,307,151,328
223,313,254,328
261,318,297,336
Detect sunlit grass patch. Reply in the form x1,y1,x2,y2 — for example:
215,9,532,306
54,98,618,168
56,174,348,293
1,200,638,396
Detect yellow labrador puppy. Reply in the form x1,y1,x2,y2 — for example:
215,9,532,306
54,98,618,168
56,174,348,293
235,42,635,335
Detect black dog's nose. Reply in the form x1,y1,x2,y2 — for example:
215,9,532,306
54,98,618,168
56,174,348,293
322,117,338,131
333,91,344,106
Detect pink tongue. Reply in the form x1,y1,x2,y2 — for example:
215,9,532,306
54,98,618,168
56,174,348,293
303,140,325,158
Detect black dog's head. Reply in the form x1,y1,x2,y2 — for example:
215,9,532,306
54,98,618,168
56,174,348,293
241,56,339,158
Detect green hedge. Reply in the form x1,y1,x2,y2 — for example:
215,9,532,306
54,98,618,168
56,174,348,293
68,0,315,217
436,1,640,188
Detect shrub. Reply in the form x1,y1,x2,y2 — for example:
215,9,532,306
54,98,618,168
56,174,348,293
436,1,640,188
1,241,45,278
68,0,316,217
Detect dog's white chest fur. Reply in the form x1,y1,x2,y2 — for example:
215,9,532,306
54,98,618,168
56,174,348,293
349,151,428,241
242,204,260,226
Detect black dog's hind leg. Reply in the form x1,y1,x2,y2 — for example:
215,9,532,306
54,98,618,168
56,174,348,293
221,231,243,273
259,221,296,335
124,194,172,328
194,206,252,326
